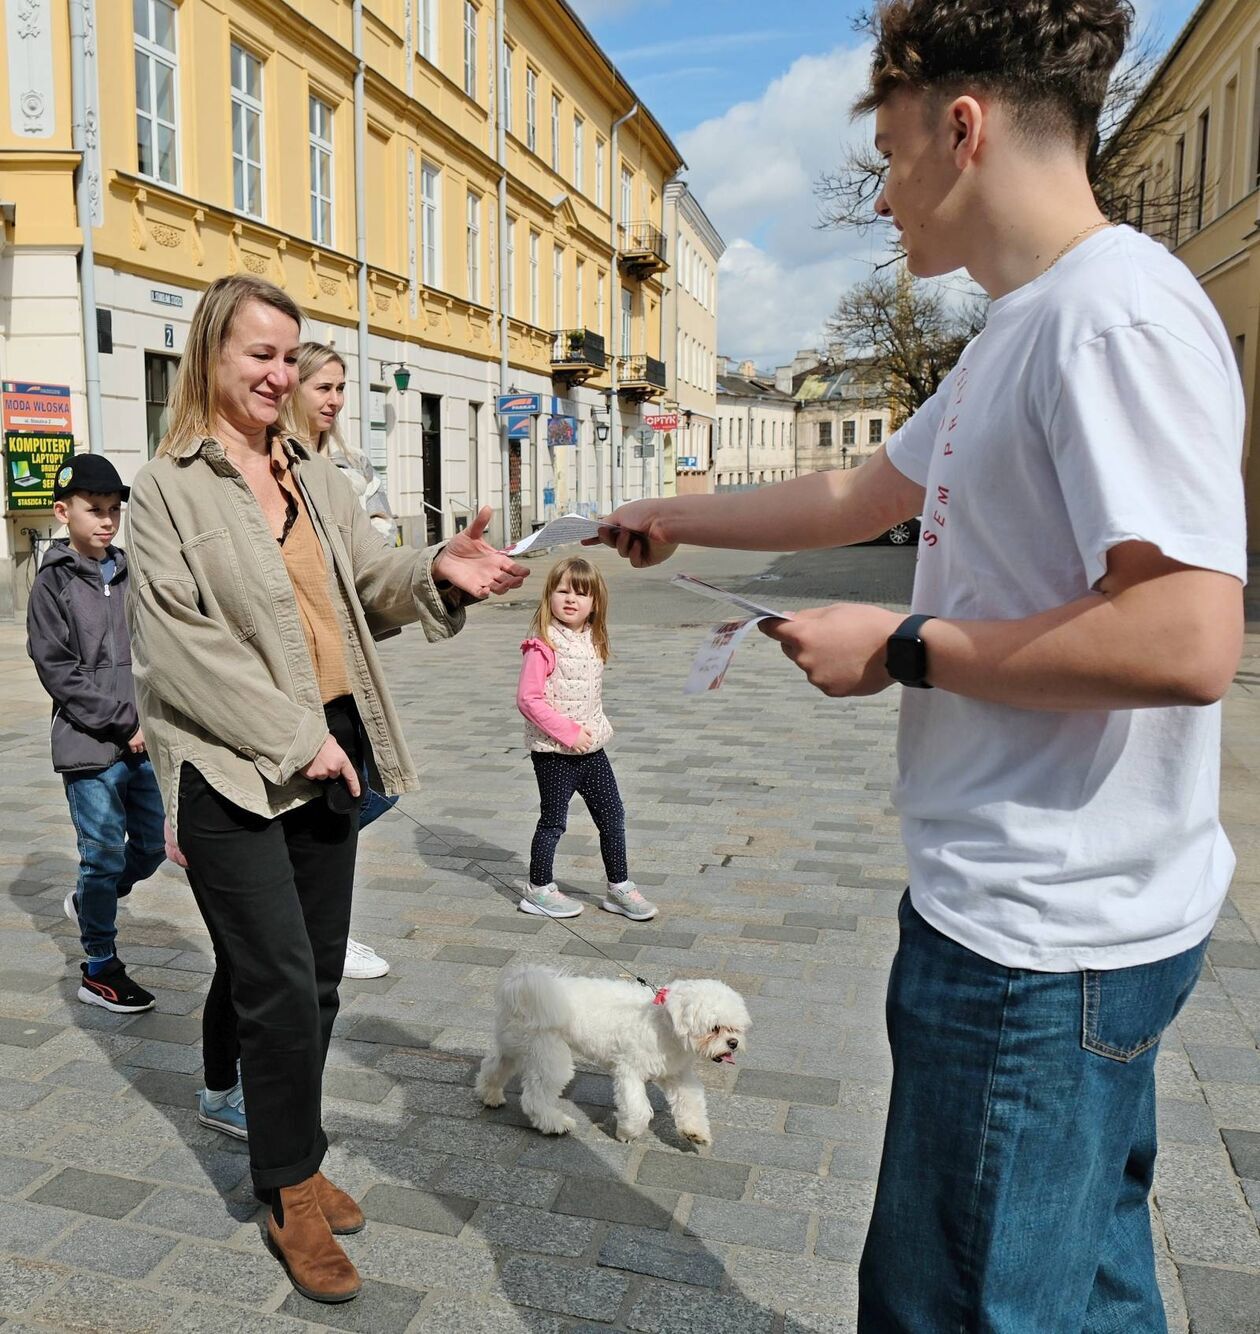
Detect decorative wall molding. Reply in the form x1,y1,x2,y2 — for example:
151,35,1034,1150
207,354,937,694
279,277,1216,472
9,0,55,138
407,148,418,318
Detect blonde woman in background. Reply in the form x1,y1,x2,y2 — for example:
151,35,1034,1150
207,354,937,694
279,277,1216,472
286,344,396,982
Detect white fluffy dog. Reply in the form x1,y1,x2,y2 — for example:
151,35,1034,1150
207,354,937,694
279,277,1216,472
476,965,751,1144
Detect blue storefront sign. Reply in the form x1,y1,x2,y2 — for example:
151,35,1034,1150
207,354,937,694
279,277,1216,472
497,392,541,415
505,412,533,439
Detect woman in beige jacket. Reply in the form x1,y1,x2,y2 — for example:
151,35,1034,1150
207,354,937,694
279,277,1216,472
125,275,527,1303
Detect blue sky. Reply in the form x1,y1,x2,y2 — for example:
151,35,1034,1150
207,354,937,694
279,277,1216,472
569,0,1203,368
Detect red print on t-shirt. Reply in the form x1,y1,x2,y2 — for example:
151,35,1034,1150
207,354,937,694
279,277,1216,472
921,367,967,549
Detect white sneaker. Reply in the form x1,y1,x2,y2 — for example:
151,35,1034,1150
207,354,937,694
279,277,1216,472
63,890,79,927
600,881,658,921
518,883,584,917
343,937,390,979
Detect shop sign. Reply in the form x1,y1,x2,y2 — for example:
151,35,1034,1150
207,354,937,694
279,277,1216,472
3,382,75,512
547,416,578,448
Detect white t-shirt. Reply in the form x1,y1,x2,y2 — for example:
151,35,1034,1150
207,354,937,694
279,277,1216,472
886,225,1246,971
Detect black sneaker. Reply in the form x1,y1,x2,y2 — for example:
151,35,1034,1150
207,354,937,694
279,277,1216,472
77,958,155,1013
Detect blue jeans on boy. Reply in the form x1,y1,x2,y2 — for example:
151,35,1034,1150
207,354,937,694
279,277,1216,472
858,891,1208,1334
63,754,166,961
357,783,398,831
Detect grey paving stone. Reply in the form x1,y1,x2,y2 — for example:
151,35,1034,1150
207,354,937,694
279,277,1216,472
1184,1044,1260,1084
516,1133,636,1177
129,1186,252,1239
741,924,820,945
472,915,547,934
46,1217,178,1279
0,1254,68,1314
0,1072,53,1115
636,1150,749,1200
124,1067,202,1109
434,944,515,966
553,1177,679,1228
1207,939,1260,969
561,938,642,960
175,1304,313,1334
1220,1127,1260,1179
33,1270,186,1332
119,1011,203,1044
144,1146,252,1193
627,1280,775,1333
1156,1192,1260,1266
281,1278,426,1332
737,1068,841,1106
499,1255,629,1321
360,1183,476,1235
321,1065,396,1104
341,1016,441,1048
598,1223,727,1287
28,1167,155,1219
815,1215,869,1263
1157,1096,1222,1144
431,1158,562,1208
686,1196,809,1253
476,1202,596,1256
419,1295,566,1332
783,912,859,932
0,1199,76,1254
160,1241,286,1305
618,929,698,949
1177,1262,1260,1333
0,1153,51,1196
0,1018,60,1048
711,1126,828,1172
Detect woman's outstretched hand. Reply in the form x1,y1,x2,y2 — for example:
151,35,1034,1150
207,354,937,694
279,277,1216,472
433,506,530,600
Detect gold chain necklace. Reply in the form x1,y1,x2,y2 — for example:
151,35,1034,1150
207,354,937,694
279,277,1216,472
1044,220,1113,273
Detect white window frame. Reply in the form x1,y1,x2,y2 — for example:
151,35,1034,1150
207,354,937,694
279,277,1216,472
505,215,516,317
309,95,335,246
525,67,538,153
596,270,606,338
529,230,540,325
501,41,513,133
463,1,477,100
466,190,481,303
551,93,561,173
553,244,564,329
595,136,605,208
620,287,632,355
620,166,633,227
421,161,442,288
230,43,265,219
134,0,180,187
573,113,584,192
575,257,584,328
419,0,437,64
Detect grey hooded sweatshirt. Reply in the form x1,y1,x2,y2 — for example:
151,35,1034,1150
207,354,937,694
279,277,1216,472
26,540,139,773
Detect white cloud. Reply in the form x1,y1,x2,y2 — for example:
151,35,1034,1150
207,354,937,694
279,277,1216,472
678,43,885,369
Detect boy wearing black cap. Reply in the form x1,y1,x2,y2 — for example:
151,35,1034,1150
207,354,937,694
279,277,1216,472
26,453,164,1012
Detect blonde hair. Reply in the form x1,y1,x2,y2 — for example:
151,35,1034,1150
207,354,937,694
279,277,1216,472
280,342,365,468
157,276,304,457
530,556,611,661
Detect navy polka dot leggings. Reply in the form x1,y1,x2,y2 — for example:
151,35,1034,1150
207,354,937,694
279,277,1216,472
529,749,628,887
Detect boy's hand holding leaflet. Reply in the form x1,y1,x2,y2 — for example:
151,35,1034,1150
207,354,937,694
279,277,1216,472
671,574,792,695
505,513,617,556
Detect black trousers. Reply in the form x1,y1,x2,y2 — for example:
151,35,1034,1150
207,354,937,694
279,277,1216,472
178,697,362,1200
529,748,628,886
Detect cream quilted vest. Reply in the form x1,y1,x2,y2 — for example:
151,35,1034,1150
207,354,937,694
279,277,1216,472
524,624,614,754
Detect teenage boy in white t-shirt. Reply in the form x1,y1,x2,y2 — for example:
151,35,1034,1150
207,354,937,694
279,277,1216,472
588,1,1246,1327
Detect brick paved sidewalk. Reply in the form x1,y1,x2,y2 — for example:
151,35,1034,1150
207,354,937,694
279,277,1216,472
0,544,1256,1332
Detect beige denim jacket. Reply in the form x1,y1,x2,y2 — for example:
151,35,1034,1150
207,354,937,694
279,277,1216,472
124,434,464,824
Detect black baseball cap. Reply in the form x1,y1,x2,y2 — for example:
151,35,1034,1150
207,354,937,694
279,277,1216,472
53,453,130,502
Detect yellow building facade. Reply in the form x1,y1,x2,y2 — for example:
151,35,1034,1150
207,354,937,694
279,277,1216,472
1116,0,1260,549
0,0,684,612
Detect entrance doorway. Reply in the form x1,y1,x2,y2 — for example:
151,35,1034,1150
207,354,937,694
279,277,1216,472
421,394,442,545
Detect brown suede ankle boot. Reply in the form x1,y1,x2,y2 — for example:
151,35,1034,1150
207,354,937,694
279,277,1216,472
312,1171,366,1235
267,1176,361,1302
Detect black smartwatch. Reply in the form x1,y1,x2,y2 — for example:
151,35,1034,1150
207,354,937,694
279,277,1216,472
885,613,936,689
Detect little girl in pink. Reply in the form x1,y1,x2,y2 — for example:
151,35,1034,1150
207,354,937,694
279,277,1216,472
516,556,657,921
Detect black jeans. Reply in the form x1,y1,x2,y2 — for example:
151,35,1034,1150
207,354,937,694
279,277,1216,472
178,697,362,1200
529,748,628,886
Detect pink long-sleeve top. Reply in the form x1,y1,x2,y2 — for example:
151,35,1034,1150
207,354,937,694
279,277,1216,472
516,638,585,749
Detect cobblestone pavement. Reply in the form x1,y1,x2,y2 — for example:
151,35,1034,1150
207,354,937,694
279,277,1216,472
0,543,1257,1332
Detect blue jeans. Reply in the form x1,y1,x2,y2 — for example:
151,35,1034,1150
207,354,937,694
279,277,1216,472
357,781,398,831
858,892,1208,1334
63,754,166,960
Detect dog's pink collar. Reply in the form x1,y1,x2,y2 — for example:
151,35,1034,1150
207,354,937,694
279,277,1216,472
652,987,669,1005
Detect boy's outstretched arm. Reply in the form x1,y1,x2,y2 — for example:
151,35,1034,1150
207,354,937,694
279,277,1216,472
586,448,925,566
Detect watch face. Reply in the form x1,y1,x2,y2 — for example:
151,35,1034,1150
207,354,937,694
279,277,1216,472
886,634,927,685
